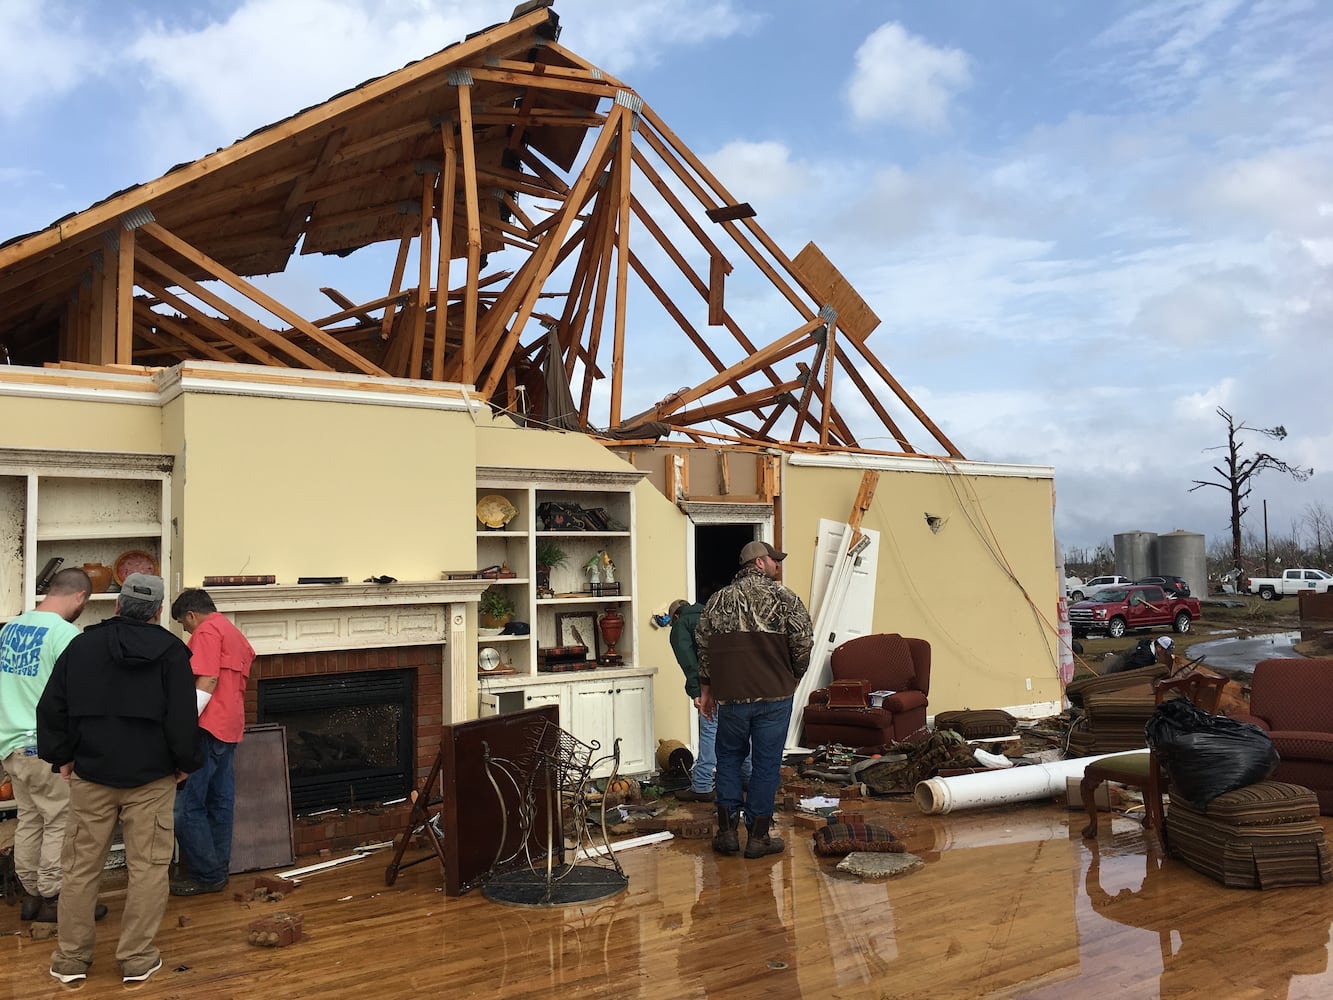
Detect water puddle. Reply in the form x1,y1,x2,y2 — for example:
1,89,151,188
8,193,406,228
1187,630,1304,673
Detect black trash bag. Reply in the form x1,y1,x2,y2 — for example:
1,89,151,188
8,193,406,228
1145,698,1279,809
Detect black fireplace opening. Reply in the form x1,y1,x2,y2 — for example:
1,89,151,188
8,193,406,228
257,668,416,812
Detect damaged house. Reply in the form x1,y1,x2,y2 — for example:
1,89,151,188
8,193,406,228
7,5,1333,999
0,3,1061,860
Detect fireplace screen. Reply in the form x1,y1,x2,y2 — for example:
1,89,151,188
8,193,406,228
257,669,415,812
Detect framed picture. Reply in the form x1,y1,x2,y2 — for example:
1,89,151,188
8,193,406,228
554,612,599,661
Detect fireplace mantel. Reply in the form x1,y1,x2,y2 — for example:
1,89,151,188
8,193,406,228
212,579,489,725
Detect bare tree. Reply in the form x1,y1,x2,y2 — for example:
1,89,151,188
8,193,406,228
1305,501,1333,568
1188,407,1313,570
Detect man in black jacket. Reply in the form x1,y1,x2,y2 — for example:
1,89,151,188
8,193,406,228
38,574,200,986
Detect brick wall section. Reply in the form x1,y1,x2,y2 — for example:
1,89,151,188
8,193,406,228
246,645,443,858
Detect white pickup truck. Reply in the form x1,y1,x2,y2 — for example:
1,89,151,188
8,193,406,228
1245,568,1333,600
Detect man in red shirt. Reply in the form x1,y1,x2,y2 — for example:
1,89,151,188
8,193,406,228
167,588,255,895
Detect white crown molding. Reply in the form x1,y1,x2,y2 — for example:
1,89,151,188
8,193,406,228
155,362,481,412
476,466,646,489
0,446,173,475
788,451,1054,480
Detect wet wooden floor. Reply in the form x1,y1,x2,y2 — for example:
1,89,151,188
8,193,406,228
4,796,1332,999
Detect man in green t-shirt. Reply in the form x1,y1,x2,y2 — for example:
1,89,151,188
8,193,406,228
0,568,92,921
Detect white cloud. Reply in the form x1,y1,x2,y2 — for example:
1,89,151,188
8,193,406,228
704,140,812,207
0,0,97,117
845,22,970,130
556,0,761,74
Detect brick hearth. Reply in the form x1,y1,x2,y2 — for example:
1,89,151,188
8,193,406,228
246,645,443,857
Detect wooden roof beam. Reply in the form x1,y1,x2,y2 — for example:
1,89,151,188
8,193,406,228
140,221,386,375
609,123,633,427
133,273,288,368
474,111,625,396
539,41,628,89
625,251,740,392
843,334,962,458
635,118,817,322
433,128,458,381
132,301,234,363
653,315,825,420
666,379,804,426
0,7,556,271
456,79,483,385
466,67,619,102
629,147,732,276
789,340,828,443
576,170,620,424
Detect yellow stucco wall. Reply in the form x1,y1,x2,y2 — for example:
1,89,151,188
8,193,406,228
0,395,162,453
631,478,691,748
782,459,1060,712
2,368,1058,741
170,391,477,586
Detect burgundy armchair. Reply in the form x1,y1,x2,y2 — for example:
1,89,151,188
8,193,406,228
1231,658,1333,815
801,633,931,750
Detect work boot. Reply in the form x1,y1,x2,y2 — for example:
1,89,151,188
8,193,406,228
711,804,740,855
744,816,785,859
34,895,108,922
20,889,42,921
675,787,715,803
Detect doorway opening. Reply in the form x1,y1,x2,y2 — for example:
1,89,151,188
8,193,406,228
693,523,758,603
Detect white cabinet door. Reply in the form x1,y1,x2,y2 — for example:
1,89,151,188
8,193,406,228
522,686,569,726
569,680,616,771
609,676,652,775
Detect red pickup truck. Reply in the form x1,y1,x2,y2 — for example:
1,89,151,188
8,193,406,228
1068,584,1202,639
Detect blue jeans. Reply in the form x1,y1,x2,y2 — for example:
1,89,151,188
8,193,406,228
715,698,792,822
694,707,751,793
173,732,236,885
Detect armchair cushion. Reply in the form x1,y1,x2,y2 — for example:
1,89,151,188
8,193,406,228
1268,732,1333,765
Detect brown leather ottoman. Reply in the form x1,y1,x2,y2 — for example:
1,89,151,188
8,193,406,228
1166,781,1332,889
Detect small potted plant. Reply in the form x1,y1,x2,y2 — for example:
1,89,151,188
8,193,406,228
535,539,568,595
478,586,515,629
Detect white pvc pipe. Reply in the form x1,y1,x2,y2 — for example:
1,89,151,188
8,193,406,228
914,751,1137,814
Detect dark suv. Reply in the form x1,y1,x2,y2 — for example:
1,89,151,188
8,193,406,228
1135,576,1190,597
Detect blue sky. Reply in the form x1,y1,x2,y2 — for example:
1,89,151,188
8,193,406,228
3,0,1332,555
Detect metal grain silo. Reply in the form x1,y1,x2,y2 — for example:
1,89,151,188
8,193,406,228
1157,530,1207,598
1115,531,1157,581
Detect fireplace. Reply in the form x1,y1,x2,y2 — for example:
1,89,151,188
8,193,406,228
257,669,415,811
218,579,486,855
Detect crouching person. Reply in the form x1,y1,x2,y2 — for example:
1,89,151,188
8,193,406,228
38,574,200,986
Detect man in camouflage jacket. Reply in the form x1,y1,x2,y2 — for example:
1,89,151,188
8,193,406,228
696,540,813,859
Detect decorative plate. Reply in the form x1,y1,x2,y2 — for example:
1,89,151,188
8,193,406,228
113,549,160,585
476,494,518,529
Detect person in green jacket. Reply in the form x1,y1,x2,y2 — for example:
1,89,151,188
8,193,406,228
669,598,749,801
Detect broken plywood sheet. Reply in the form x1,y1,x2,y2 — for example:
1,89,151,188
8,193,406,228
793,241,881,344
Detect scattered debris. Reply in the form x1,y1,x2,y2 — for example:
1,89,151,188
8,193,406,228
837,852,924,879
247,912,303,948
575,830,672,860
278,853,369,880
178,916,191,928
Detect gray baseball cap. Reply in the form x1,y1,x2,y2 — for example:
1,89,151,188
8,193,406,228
121,573,165,605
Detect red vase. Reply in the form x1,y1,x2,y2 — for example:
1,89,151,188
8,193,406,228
598,609,624,665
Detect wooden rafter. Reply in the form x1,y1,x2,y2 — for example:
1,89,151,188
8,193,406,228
0,6,963,460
